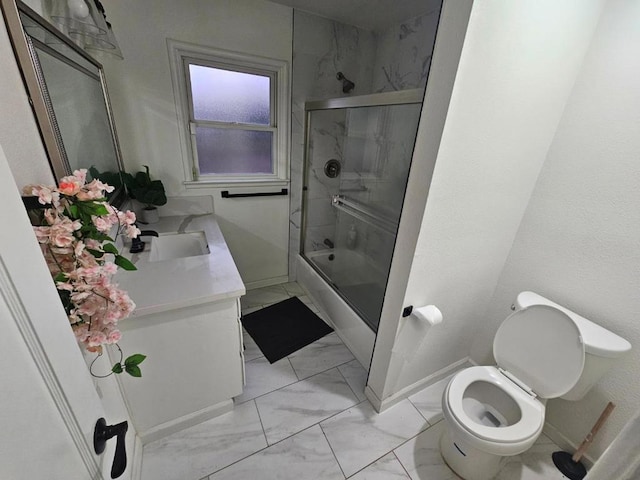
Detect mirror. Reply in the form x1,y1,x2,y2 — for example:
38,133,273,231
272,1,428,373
1,0,125,205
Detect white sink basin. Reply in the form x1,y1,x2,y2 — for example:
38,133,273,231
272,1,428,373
148,231,210,262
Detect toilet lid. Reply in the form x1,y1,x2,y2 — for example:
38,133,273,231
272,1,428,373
494,305,585,399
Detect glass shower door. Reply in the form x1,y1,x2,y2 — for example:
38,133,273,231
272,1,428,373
302,95,422,331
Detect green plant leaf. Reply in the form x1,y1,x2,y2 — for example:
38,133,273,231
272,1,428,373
67,204,79,218
124,354,147,367
102,243,119,255
135,170,150,187
89,166,123,189
86,248,105,259
125,364,142,377
124,166,166,206
53,272,67,283
120,171,136,196
78,202,109,216
111,363,123,374
85,231,114,242
114,255,137,271
93,204,109,216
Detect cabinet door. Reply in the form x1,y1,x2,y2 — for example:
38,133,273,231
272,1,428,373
116,299,243,439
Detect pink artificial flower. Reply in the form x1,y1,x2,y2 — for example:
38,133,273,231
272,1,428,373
118,210,137,226
92,216,113,233
58,174,82,196
70,291,92,302
27,185,60,206
102,262,118,276
91,179,115,194
33,226,50,243
125,224,141,239
50,230,74,248
26,172,138,356
73,324,90,342
88,331,107,347
85,239,100,250
106,329,122,344
56,282,74,291
72,169,87,184
74,241,85,257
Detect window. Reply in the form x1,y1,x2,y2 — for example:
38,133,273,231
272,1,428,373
168,40,289,184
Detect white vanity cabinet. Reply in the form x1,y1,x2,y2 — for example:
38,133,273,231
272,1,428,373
111,212,246,442
114,297,244,442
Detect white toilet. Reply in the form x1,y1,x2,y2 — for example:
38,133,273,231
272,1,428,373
440,291,631,480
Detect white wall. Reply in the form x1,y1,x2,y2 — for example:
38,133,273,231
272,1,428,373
470,0,640,458
368,0,606,401
100,0,293,287
101,0,292,189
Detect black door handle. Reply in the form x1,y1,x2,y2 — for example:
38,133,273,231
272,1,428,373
94,417,128,478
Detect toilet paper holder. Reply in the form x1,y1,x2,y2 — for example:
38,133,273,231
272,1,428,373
402,305,443,326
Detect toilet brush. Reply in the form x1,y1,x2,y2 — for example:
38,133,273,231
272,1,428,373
552,401,616,480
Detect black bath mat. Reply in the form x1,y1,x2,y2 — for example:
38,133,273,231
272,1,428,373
241,296,333,363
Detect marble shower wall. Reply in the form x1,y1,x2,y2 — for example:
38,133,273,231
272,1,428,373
372,9,441,92
289,11,376,276
289,7,441,279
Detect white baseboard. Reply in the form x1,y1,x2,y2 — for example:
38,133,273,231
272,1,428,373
244,275,289,291
543,422,595,468
367,357,472,413
130,434,144,480
138,399,234,444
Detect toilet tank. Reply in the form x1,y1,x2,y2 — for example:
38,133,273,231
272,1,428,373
515,291,631,400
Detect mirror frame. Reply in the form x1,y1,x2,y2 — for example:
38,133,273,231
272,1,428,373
1,0,126,206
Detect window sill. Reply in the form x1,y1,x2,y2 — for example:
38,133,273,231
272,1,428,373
184,179,290,189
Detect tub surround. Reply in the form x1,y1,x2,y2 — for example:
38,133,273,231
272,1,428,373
112,210,246,443
296,254,375,369
289,8,440,280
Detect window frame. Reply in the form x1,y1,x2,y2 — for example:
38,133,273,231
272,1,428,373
168,39,290,186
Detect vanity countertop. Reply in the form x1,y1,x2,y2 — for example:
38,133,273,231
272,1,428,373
115,214,245,317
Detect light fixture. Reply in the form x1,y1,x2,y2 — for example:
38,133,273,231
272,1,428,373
50,0,105,38
49,0,123,59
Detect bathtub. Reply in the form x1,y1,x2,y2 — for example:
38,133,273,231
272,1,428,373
296,251,377,369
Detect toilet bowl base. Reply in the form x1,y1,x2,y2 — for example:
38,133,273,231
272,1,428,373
440,428,505,480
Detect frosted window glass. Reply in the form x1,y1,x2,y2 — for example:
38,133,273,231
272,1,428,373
189,65,271,125
195,127,273,174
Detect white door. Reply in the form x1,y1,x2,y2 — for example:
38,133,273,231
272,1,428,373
0,146,124,479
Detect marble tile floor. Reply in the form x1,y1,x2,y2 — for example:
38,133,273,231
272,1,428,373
141,283,569,480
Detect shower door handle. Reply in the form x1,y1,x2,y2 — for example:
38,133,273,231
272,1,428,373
331,195,398,235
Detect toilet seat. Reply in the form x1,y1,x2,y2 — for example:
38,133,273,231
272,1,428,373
446,366,544,444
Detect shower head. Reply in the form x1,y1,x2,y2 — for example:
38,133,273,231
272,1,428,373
336,72,355,94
